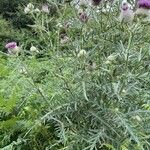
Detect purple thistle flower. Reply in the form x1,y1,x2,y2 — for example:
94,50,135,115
5,42,20,55
91,0,102,6
5,42,17,49
138,0,150,9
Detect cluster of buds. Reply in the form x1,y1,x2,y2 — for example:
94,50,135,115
5,42,40,56
24,3,40,14
132,115,142,122
24,3,51,14
5,42,20,56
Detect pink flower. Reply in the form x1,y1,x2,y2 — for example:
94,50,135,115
137,0,150,9
5,42,20,55
5,42,17,49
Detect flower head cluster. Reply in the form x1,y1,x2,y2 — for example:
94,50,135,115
24,3,34,14
30,45,39,53
77,49,87,57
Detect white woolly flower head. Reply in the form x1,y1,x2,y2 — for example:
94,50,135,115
30,45,39,53
24,7,30,14
119,0,134,23
42,4,50,13
24,3,36,14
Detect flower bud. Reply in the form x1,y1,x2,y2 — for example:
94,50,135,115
105,60,111,65
30,45,39,53
24,7,30,14
119,0,134,23
5,42,20,56
77,49,87,57
133,115,142,122
42,4,50,13
27,3,34,10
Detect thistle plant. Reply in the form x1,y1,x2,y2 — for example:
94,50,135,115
0,0,150,150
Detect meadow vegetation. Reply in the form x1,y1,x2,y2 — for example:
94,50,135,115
0,0,150,149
